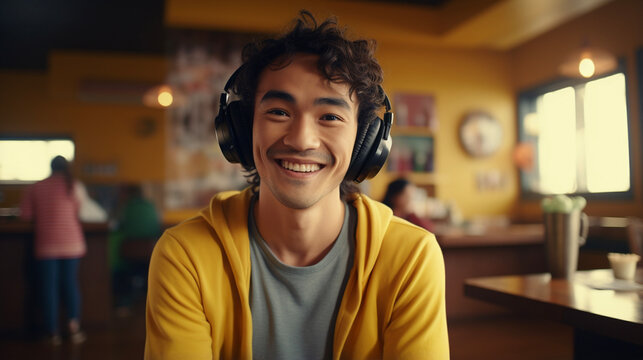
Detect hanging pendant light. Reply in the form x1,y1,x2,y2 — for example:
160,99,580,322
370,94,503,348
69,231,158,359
559,42,617,78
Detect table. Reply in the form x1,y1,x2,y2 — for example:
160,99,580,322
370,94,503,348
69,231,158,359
464,269,643,359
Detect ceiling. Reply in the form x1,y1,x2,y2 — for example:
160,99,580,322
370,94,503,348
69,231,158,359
164,0,613,49
0,0,613,70
0,0,166,69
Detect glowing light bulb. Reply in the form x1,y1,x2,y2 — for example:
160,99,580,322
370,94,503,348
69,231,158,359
579,57,595,78
157,91,173,107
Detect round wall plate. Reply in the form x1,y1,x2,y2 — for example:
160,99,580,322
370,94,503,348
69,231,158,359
459,111,502,157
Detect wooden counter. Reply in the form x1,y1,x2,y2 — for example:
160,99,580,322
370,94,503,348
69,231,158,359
0,221,112,336
435,223,544,248
435,224,548,319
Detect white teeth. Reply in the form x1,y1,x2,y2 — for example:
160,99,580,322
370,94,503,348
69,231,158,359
281,160,320,173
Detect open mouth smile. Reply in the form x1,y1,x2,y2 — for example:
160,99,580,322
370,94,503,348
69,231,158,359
279,160,323,173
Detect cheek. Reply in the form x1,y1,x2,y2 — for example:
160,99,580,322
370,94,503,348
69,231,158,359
339,126,358,160
251,123,270,168
344,141,356,165
252,121,273,153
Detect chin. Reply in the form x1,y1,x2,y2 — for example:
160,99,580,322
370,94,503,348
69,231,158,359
273,190,319,210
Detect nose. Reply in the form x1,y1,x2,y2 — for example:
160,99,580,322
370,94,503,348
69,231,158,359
282,115,321,151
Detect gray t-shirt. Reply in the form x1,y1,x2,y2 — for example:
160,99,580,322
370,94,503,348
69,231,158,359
249,199,355,360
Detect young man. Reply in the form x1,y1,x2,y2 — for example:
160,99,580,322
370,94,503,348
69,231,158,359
145,12,449,360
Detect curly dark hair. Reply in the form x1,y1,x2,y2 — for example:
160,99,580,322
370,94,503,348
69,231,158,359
229,10,385,198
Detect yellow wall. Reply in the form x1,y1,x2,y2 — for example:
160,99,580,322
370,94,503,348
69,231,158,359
372,42,517,218
0,52,168,187
163,0,521,218
510,0,643,219
2,0,641,220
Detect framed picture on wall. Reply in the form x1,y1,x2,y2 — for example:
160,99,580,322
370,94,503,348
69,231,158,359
387,135,434,173
394,92,437,130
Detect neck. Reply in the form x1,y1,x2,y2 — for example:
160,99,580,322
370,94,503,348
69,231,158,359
254,189,345,267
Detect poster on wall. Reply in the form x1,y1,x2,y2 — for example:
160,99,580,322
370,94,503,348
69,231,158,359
394,92,438,130
164,30,260,210
387,135,434,173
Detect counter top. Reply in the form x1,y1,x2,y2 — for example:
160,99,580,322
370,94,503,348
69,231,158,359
434,223,544,248
0,220,109,234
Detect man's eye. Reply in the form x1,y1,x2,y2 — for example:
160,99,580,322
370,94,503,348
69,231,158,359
267,109,288,117
321,114,342,121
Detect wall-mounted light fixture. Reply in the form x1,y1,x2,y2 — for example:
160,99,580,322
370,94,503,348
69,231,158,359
143,84,183,108
559,42,617,78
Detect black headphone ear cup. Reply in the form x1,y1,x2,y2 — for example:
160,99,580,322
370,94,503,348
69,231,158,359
215,97,240,164
347,118,382,182
215,96,254,168
227,100,254,168
361,124,391,181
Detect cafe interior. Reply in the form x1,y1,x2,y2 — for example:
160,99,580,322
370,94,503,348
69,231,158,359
1,0,642,358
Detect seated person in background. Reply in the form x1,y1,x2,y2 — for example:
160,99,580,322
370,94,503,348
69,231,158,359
109,183,161,311
382,178,435,232
115,184,161,240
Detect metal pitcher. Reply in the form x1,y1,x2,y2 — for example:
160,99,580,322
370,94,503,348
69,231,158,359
544,210,589,279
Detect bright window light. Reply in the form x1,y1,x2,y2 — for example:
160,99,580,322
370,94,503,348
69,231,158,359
538,87,577,194
0,139,75,182
519,70,630,196
584,74,630,192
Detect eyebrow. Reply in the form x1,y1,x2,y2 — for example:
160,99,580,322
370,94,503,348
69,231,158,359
260,90,295,104
260,90,351,110
313,97,351,110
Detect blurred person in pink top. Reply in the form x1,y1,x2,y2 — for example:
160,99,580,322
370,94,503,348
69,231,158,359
20,155,87,345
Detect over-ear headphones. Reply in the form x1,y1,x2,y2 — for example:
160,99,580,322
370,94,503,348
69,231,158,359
215,67,394,183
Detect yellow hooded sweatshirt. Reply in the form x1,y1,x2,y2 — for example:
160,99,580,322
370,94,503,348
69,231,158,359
145,188,449,359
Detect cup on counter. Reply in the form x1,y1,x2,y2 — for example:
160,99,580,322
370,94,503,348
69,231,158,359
607,253,640,281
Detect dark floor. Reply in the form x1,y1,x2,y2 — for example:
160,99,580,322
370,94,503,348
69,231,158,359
1,300,573,360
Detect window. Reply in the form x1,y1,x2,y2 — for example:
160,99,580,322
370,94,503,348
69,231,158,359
0,138,75,183
518,69,631,198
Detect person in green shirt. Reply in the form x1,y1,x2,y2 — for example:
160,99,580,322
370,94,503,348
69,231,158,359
109,184,161,311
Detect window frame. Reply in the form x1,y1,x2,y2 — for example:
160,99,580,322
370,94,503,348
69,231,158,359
517,59,634,201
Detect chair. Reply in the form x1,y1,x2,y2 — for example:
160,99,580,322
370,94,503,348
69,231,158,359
120,236,157,263
626,217,643,257
117,237,158,307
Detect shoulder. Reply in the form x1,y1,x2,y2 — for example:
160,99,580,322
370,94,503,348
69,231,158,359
159,216,221,255
153,188,250,268
150,216,229,287
374,218,445,306
352,193,443,270
353,193,438,250
32,176,52,189
29,177,58,196
371,215,444,288
384,217,441,259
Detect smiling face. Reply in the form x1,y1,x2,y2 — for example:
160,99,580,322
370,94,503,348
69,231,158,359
252,54,359,210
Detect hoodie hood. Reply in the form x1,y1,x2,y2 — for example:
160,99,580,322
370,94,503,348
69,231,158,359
197,187,394,294
346,192,394,287
199,188,255,295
